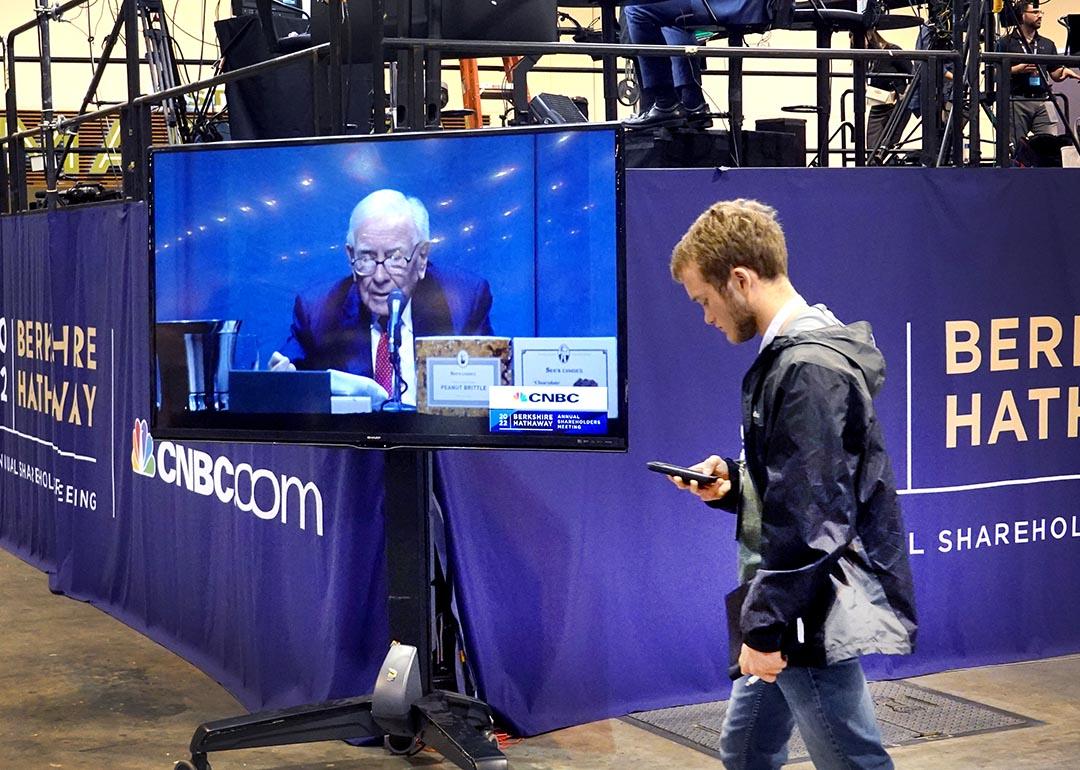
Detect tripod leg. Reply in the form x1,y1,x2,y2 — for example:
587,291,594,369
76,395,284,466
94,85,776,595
937,100,957,166
415,691,507,770
137,0,190,143
188,695,380,755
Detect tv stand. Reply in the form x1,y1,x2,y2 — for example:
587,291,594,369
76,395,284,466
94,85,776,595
175,451,508,770
176,651,506,770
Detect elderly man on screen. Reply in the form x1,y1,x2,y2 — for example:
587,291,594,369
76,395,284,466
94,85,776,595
269,189,494,407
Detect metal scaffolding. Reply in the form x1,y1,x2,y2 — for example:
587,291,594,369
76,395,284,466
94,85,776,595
1,0,1078,215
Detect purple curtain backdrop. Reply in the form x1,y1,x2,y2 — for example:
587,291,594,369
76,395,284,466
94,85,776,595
2,168,1079,739
0,203,390,713
438,168,1080,734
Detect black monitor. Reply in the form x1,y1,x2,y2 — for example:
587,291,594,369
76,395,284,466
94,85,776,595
310,0,426,62
439,0,557,42
232,0,306,19
311,0,556,60
149,124,627,450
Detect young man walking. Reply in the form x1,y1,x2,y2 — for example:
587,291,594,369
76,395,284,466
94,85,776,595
668,199,917,769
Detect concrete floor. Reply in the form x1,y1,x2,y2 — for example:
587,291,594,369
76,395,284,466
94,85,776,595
1,547,1077,770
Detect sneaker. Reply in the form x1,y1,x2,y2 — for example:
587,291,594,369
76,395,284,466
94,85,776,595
624,103,686,130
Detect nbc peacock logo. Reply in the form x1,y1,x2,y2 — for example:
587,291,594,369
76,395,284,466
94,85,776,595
131,418,156,477
125,418,325,535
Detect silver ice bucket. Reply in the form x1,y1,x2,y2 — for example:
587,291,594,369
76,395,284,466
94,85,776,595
156,319,242,414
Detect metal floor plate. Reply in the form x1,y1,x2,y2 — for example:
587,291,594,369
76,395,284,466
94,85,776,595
625,680,1042,764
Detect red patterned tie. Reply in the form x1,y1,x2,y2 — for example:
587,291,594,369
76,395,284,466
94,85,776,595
374,330,393,393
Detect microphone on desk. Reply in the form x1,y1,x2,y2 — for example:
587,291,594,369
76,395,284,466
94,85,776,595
381,288,415,413
387,289,405,356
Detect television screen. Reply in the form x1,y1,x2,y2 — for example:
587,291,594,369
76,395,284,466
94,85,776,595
150,124,627,450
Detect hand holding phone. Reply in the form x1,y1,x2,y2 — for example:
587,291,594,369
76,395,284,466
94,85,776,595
646,461,719,486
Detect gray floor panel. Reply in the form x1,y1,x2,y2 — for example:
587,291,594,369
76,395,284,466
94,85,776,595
625,680,1042,764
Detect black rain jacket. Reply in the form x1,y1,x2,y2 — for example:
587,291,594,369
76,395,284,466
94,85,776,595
724,321,917,667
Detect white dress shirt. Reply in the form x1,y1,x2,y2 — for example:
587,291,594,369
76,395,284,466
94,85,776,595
759,294,808,353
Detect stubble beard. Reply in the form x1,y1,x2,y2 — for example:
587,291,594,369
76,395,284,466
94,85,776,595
733,313,758,344
727,291,759,344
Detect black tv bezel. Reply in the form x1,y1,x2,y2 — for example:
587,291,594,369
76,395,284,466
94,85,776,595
147,123,628,451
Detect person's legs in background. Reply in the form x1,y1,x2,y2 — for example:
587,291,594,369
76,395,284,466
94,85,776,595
866,104,893,153
1028,100,1055,137
623,0,712,126
663,25,706,109
1009,99,1039,147
866,103,912,155
1013,101,1064,166
663,25,712,126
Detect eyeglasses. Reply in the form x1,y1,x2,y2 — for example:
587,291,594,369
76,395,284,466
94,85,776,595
349,241,423,276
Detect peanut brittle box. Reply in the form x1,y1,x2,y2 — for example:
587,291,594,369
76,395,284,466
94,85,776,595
415,336,512,416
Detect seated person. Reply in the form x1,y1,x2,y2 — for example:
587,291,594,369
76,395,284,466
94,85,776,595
270,189,493,408
995,0,1080,150
623,0,773,128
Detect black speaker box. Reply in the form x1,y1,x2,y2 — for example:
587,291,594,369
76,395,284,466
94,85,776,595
625,129,804,169
755,118,807,159
311,0,557,61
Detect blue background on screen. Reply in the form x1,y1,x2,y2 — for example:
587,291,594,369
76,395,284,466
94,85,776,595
152,129,618,366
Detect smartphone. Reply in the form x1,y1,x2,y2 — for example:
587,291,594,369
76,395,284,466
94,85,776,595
646,461,719,486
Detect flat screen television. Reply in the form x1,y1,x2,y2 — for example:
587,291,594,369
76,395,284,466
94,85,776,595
149,124,627,450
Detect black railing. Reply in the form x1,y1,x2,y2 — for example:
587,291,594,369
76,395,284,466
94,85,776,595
3,0,1080,214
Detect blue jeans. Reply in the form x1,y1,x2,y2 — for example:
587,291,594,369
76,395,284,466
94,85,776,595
720,658,893,770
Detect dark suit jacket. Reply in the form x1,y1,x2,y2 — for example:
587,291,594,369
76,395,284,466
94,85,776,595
279,263,494,374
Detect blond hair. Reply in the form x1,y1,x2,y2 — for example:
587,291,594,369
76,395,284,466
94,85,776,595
670,199,788,290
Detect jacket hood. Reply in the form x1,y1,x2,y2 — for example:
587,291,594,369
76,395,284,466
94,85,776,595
771,321,886,397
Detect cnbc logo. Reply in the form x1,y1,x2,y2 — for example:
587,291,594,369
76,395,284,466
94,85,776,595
490,386,607,412
513,390,581,404
131,419,156,477
128,418,325,536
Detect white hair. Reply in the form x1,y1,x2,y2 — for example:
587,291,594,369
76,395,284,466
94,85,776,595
345,189,430,247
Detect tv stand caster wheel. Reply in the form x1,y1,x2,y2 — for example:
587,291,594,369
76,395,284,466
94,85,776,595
384,733,422,755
